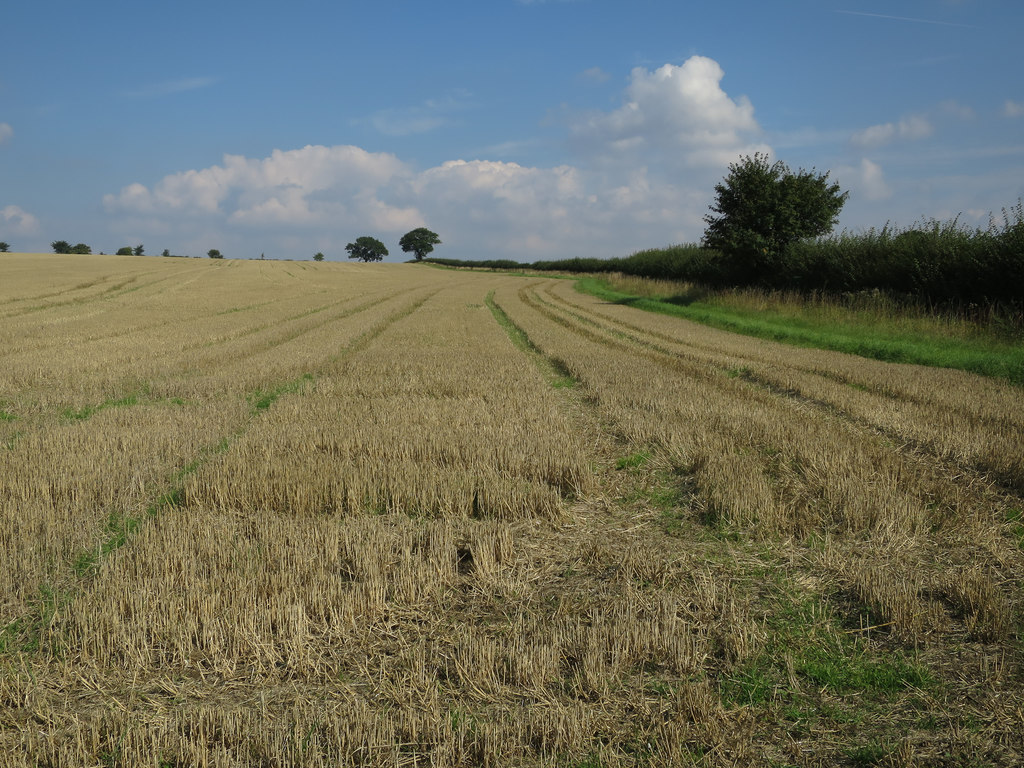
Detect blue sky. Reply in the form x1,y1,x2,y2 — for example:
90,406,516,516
2,0,1022,261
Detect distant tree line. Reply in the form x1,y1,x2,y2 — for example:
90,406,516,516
40,227,445,265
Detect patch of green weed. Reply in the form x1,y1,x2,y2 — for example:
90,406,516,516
616,451,651,470
847,742,891,766
61,392,142,421
1007,508,1024,550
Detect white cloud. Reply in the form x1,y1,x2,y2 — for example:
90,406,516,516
104,145,416,228
1004,100,1024,117
0,123,12,144
851,114,933,147
834,159,892,203
859,158,892,201
569,56,768,168
1,205,40,235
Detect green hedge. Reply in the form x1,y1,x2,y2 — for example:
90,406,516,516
424,203,1024,306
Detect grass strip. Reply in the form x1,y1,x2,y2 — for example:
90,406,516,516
575,277,1024,385
486,291,578,389
248,372,314,411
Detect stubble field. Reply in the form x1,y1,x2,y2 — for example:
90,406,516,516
1,253,1022,767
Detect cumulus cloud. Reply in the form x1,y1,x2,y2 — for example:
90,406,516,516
1004,100,1024,117
851,114,933,147
408,160,702,256
569,56,768,168
104,144,418,230
0,123,12,144
1,205,40,234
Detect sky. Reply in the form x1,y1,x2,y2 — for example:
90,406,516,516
2,0,1023,262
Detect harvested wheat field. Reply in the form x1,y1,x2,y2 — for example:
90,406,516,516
1,253,1022,767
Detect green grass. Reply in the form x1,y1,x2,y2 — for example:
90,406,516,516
720,584,932,713
248,372,314,411
0,583,71,654
615,451,651,470
62,393,140,420
1007,508,1024,551
576,277,1024,385
485,291,582,392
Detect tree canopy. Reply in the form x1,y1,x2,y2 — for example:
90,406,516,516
703,153,847,282
51,240,91,254
399,228,442,261
346,236,388,262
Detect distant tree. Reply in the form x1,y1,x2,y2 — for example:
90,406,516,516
313,252,325,262
0,242,9,252
399,228,442,261
51,240,71,254
208,249,223,259
116,246,134,255
161,248,171,257
133,244,144,256
345,236,388,262
703,153,848,282
70,243,91,254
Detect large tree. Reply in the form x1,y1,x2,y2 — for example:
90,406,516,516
703,153,847,282
345,236,388,262
399,228,441,261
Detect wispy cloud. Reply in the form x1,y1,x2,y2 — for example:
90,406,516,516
1004,100,1024,118
123,76,217,99
852,114,933,148
361,92,471,137
940,100,975,120
835,10,980,29
0,122,12,144
579,66,610,84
